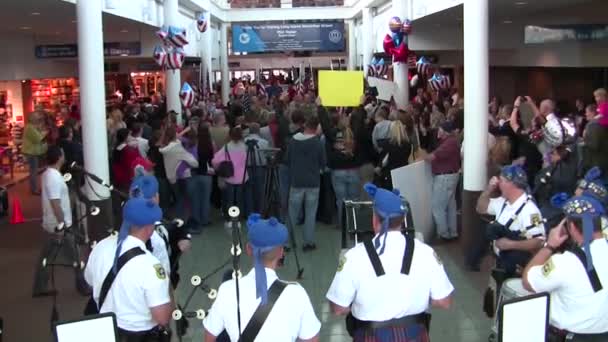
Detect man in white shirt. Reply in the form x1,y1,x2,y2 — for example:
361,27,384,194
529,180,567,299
84,198,173,339
128,122,149,158
204,214,321,341
523,195,608,341
476,165,545,277
326,183,454,341
33,146,89,297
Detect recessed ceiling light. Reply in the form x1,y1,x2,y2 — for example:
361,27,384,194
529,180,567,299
515,1,527,5
120,29,128,33
20,26,32,30
31,12,41,16
503,20,513,24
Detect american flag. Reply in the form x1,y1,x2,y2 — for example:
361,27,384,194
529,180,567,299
307,63,315,92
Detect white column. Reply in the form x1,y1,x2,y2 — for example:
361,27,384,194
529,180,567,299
164,0,181,123
362,8,373,76
200,12,212,95
220,22,230,105
392,0,409,110
463,0,489,191
76,0,109,200
347,19,357,71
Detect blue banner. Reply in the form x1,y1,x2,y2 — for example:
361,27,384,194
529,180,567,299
525,25,608,44
35,42,141,58
232,22,345,53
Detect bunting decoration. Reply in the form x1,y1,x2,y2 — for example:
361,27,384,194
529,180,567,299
180,83,195,108
196,13,208,33
428,73,451,91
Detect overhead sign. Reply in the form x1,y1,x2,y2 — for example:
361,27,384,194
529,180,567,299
232,21,345,53
35,42,141,58
525,25,608,44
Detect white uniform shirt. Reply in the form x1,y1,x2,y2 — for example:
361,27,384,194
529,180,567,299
84,235,170,332
326,231,454,321
487,193,546,239
150,226,171,278
41,168,72,233
527,239,608,334
204,268,321,341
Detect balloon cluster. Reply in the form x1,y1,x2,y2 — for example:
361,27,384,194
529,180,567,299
383,17,412,64
428,72,452,91
153,25,189,70
197,13,208,33
367,57,388,78
180,83,195,108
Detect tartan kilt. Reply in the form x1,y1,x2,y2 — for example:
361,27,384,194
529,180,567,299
352,323,430,342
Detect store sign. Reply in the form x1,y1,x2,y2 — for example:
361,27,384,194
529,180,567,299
525,25,608,44
35,42,141,58
231,21,345,53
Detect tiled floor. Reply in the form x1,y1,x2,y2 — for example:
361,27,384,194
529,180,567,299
0,180,493,342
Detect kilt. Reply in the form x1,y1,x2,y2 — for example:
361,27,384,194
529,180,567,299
352,323,430,342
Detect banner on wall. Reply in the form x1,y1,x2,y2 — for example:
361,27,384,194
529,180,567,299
35,42,141,58
231,21,345,53
525,25,608,44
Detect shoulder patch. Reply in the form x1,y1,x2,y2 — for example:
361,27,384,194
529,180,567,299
433,251,442,265
542,258,554,277
337,255,347,272
530,213,542,226
153,264,167,280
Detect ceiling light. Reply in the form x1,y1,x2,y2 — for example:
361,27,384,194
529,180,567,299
72,20,77,23
503,20,513,24
20,26,32,30
120,29,128,33
31,12,41,16
515,1,527,5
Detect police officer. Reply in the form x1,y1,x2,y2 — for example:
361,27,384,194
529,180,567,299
129,173,192,288
84,198,173,341
204,214,321,341
523,195,608,341
476,165,546,277
326,183,454,341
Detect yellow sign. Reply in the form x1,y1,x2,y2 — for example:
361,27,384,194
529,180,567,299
318,71,364,107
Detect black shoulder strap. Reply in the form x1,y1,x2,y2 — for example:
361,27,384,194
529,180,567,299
502,197,529,231
98,247,146,310
239,280,289,342
401,233,415,275
364,239,385,276
569,247,603,292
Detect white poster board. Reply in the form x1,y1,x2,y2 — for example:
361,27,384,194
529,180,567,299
367,77,397,102
391,161,434,242
54,313,118,342
499,293,549,342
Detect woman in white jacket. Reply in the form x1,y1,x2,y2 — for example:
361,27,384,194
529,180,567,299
159,125,199,218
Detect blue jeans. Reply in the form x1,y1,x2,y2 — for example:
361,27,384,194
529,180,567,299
431,173,460,239
189,175,212,226
171,179,190,219
288,187,320,245
26,154,40,193
331,169,361,229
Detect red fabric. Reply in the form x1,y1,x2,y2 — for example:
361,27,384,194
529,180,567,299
431,136,461,175
599,103,608,127
112,145,141,189
268,119,279,147
130,156,155,178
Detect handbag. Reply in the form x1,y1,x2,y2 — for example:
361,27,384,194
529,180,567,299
216,145,234,178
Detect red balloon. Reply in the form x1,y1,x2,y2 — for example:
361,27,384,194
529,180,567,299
383,34,395,55
392,42,409,63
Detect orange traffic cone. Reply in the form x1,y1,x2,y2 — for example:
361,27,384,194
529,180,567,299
10,197,24,224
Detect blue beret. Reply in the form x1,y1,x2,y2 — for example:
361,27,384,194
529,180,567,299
500,165,528,190
562,195,605,271
123,198,162,227
130,175,159,200
247,214,288,248
578,167,608,205
364,183,405,218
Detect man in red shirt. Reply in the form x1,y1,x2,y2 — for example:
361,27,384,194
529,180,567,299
425,121,461,240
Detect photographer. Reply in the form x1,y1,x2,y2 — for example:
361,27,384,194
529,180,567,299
475,165,545,276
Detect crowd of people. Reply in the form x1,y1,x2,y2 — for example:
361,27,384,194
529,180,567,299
27,73,608,341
